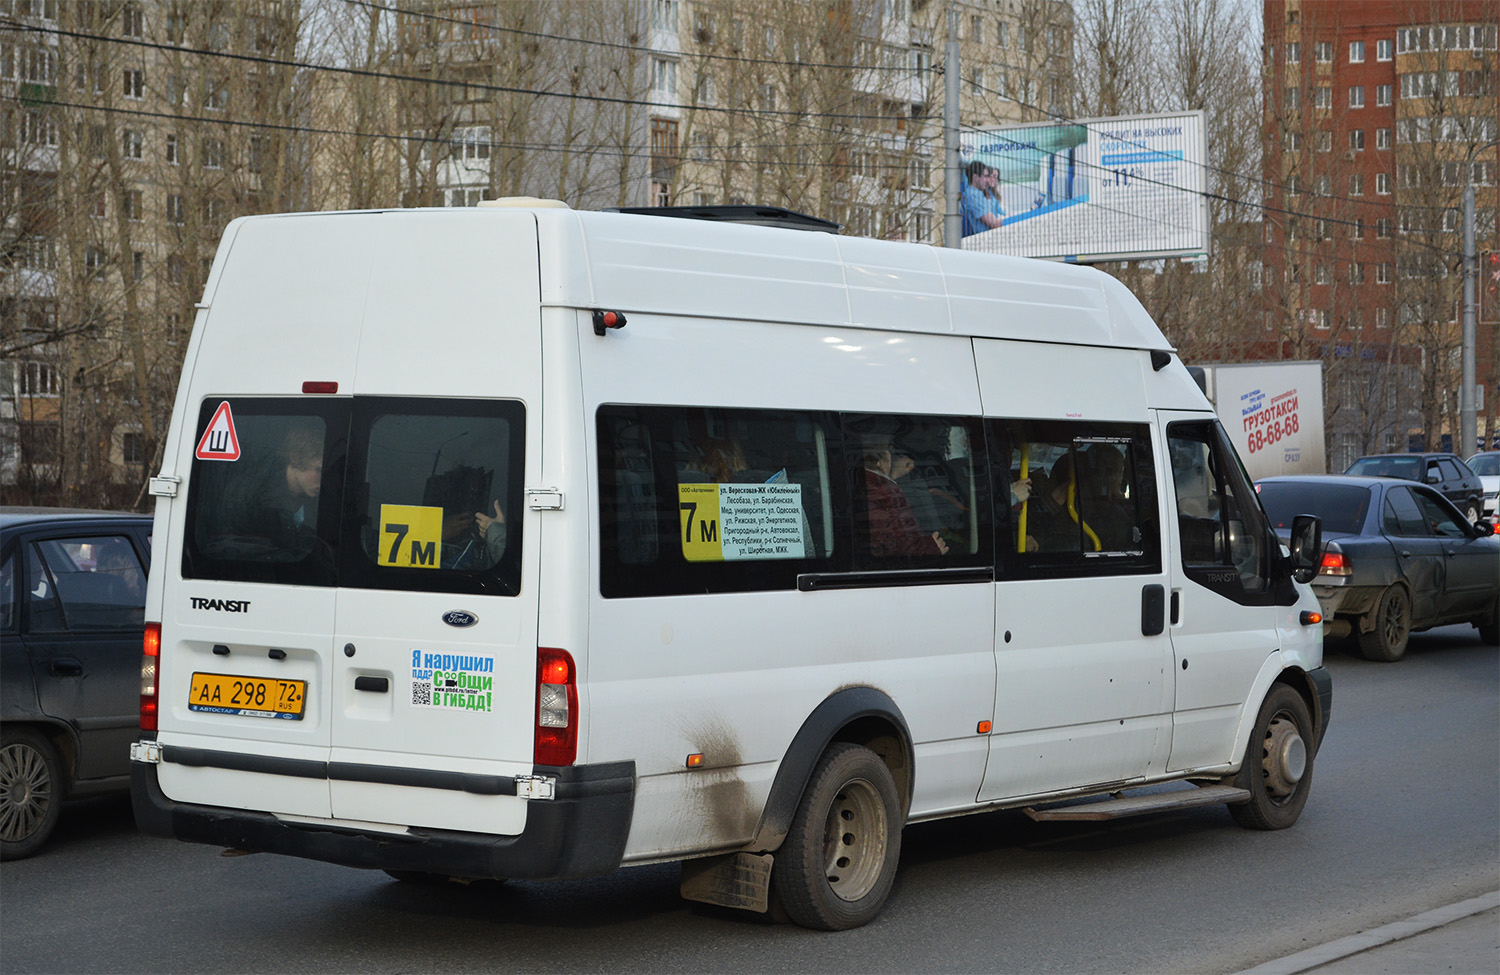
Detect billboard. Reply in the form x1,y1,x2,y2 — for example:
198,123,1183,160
959,111,1209,263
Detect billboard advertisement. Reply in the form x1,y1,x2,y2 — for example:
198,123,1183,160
959,110,1209,263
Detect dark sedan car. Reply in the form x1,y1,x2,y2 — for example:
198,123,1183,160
1343,452,1485,523
1256,476,1498,661
1,508,152,859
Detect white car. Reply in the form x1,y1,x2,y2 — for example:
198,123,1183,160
1467,451,1500,518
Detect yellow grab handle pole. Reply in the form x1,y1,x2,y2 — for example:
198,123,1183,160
1017,444,1030,554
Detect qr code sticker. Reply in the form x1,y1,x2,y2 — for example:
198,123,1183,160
411,681,432,706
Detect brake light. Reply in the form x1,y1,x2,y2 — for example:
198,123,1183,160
534,647,577,767
141,622,161,732
1319,552,1352,576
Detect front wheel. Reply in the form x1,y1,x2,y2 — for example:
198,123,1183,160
772,743,902,931
1358,584,1410,662
1,728,65,861
1230,684,1315,830
1477,597,1499,647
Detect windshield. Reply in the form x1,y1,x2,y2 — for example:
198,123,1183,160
1345,456,1421,480
1256,482,1372,535
1468,454,1500,476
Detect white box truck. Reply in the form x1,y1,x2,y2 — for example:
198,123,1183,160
1191,362,1326,481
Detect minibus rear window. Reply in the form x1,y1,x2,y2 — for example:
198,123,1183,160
183,400,346,586
182,397,524,596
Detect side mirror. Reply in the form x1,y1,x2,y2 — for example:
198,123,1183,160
1425,472,1440,484
1476,519,1496,537
1289,514,1322,585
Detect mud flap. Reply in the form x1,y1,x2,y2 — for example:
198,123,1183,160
680,851,774,913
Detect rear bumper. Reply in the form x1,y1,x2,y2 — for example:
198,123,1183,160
131,757,635,881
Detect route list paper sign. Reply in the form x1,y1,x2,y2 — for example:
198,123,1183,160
678,482,807,562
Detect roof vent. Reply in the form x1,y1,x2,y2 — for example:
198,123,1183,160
605,205,840,233
477,197,571,209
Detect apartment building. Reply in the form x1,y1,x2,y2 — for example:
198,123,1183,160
1262,0,1498,464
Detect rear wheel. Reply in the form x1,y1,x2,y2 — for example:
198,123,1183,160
383,870,505,886
1464,500,1481,524
1230,684,1315,830
1,728,64,861
772,743,902,931
1478,597,1499,647
1358,585,1410,662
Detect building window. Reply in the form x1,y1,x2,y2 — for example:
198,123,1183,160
123,68,144,99
1375,84,1391,107
1376,127,1391,150
91,194,106,218
168,254,184,284
1350,263,1364,284
1375,263,1391,284
1284,87,1300,110
1349,40,1365,63
124,188,142,220
248,135,264,173
165,133,178,164
1315,263,1331,285
84,245,106,278
1376,172,1390,195
1314,41,1332,62
166,193,185,225
1315,86,1332,109
123,128,143,159
1349,129,1365,151
1286,131,1302,152
121,2,143,37
650,116,678,177
202,137,224,169
1375,307,1389,328
1315,174,1331,195
1315,130,1331,152
1376,218,1392,238
204,79,227,111
1376,38,1392,61
651,57,676,96
652,0,678,32
1350,173,1364,196
1352,218,1365,239
1313,309,1330,330
122,431,146,464
131,250,144,282
20,362,61,397
1287,42,1300,63
1349,86,1364,109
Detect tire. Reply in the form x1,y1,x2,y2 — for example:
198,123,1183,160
1464,500,1481,524
1229,684,1315,831
1,728,65,861
383,870,504,886
771,743,903,931
1478,597,1499,647
1358,585,1411,662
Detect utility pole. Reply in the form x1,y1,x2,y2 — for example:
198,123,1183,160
1461,183,1476,457
944,3,961,248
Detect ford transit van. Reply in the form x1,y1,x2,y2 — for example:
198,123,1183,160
132,201,1329,930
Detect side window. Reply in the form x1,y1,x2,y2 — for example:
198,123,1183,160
183,398,346,586
1411,488,1469,538
844,413,988,570
1383,486,1427,536
598,405,842,597
342,398,525,596
1437,459,1463,483
1167,421,1270,596
0,551,13,632
991,419,1159,578
30,535,145,631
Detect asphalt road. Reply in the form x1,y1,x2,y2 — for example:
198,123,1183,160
2,624,1495,974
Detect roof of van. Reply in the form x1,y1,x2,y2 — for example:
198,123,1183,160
218,205,1175,353
538,207,1173,352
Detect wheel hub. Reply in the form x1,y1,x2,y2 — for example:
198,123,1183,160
1262,715,1306,799
822,777,887,902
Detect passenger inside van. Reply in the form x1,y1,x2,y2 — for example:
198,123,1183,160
861,441,948,557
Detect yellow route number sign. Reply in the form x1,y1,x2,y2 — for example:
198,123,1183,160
379,503,444,569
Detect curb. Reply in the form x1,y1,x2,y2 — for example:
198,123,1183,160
1235,890,1500,975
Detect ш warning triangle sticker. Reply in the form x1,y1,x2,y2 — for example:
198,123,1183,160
195,401,241,461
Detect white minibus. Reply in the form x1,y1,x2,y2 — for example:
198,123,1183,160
132,201,1330,930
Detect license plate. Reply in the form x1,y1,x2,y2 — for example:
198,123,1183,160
189,672,307,720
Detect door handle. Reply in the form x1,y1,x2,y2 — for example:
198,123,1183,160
354,676,389,693
51,658,83,678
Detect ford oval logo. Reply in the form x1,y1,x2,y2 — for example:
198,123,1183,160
442,610,478,628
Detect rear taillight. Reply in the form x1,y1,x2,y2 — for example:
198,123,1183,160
1319,552,1352,576
141,622,161,732
534,647,577,767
